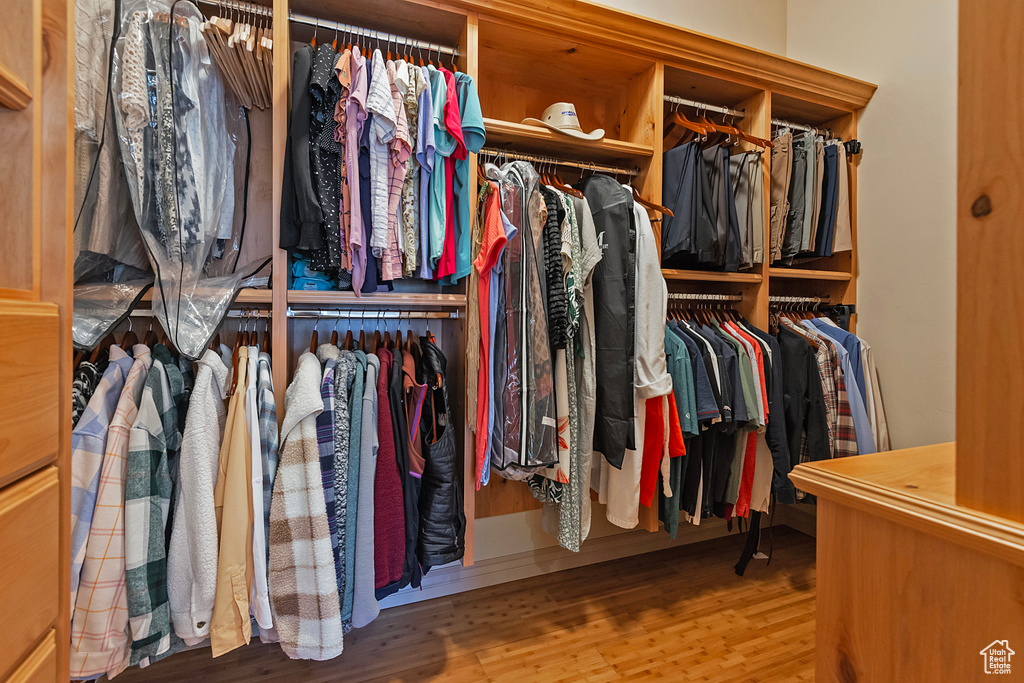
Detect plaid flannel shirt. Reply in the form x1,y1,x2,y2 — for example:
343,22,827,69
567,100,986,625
71,345,134,614
786,320,858,461
125,347,184,667
317,359,341,581
257,352,279,562
71,345,151,680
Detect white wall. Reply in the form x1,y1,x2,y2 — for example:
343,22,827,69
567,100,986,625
786,0,958,448
590,0,788,54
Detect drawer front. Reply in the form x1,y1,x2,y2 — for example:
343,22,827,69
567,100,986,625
0,468,59,679
0,301,59,487
7,631,56,683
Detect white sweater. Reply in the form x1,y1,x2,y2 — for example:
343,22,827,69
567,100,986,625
168,350,229,645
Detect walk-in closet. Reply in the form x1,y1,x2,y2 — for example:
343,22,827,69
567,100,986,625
4,0,1016,680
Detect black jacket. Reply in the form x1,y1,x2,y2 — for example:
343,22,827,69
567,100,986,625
416,338,465,570
743,321,795,504
580,174,636,469
777,327,830,468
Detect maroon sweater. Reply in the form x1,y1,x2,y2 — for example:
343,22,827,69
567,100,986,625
374,348,405,589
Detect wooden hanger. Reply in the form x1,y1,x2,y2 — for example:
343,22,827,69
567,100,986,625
309,310,321,353
372,311,382,353
90,332,116,364
550,169,583,199
358,310,367,351
209,331,222,353
631,185,673,217
330,317,340,347
121,317,139,349
396,311,404,350
143,316,160,348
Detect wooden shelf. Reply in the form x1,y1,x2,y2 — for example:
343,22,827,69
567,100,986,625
287,291,467,308
769,267,852,282
482,118,653,164
140,287,273,304
662,269,762,283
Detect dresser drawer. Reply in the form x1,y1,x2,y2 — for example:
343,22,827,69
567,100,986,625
7,630,56,683
0,468,59,679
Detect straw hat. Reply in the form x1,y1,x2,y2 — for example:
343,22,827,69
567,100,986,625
522,102,605,141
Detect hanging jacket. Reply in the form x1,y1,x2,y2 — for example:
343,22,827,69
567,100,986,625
168,349,229,646
268,352,343,661
416,337,466,570
580,173,636,469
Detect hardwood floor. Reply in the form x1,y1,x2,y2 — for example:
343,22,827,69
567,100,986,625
116,527,816,682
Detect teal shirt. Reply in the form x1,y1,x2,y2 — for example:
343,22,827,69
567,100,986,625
428,67,453,269
443,72,486,284
664,326,698,437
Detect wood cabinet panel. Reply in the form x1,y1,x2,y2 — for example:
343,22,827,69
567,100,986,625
7,631,56,683
0,302,59,487
0,468,59,680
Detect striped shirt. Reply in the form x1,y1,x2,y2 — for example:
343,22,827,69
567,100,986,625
384,59,411,280
317,359,341,584
256,352,278,564
71,345,152,680
70,345,134,614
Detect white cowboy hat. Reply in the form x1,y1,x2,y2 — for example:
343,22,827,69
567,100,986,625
522,102,605,141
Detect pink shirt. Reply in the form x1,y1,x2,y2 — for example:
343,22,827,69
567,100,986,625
347,48,368,293
384,61,411,281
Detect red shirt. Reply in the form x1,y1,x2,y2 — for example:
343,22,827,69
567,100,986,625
473,184,507,488
437,68,465,279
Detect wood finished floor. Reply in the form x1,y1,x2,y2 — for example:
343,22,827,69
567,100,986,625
115,527,816,682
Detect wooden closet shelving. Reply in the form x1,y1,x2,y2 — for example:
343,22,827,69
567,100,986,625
662,270,763,284
482,118,654,164
287,291,468,308
768,267,853,282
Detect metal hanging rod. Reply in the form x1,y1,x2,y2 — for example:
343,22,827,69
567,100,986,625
287,307,460,320
667,293,744,303
130,308,271,318
288,13,460,58
664,95,745,119
768,295,832,305
770,118,833,137
479,147,639,178
196,0,272,18
194,0,461,58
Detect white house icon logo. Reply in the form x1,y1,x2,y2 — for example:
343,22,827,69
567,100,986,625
980,640,1015,674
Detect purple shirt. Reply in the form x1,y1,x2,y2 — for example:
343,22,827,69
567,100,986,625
417,66,436,279
347,48,368,293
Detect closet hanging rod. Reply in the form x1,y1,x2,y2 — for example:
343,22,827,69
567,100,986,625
193,0,461,57
128,308,271,318
768,295,832,305
664,95,745,119
770,117,833,137
287,307,460,320
667,293,744,302
196,0,272,18
478,147,639,178
288,13,460,58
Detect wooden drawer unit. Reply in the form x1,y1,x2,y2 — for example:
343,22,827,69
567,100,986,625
0,467,59,680
0,302,59,488
7,631,56,683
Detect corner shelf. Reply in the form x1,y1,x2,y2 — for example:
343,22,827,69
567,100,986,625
482,118,653,164
287,291,467,308
662,269,762,284
768,267,852,282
